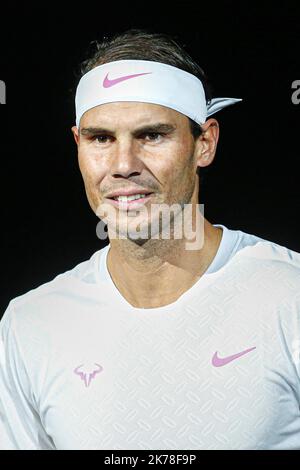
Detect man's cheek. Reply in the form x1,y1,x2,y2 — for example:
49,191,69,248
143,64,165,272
78,154,95,178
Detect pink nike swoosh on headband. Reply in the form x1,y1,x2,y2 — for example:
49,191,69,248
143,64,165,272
103,72,152,88
212,346,256,367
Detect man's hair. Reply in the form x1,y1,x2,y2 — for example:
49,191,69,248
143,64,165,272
78,28,214,189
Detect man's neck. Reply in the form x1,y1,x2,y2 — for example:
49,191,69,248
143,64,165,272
106,219,223,309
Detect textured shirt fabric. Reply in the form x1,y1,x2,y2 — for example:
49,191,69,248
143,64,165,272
1,223,300,450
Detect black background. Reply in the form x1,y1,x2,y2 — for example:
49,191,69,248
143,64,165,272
0,1,299,314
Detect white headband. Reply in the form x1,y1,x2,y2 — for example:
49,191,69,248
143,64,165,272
75,59,242,128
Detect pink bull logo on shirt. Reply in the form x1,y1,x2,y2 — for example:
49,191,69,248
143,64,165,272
73,363,103,387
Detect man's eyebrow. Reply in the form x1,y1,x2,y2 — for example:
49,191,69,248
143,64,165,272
80,123,177,136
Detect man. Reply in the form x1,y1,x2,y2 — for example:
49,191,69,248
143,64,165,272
1,29,300,450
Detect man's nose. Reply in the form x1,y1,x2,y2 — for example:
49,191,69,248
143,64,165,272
109,138,143,178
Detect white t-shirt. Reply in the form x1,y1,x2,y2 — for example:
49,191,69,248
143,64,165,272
1,223,300,450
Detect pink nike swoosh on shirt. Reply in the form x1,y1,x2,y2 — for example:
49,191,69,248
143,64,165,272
103,72,152,88
212,346,256,367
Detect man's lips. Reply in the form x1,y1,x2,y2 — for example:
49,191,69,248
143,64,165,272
105,188,153,198
105,193,154,210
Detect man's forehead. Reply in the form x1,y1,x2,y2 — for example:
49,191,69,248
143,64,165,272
80,101,185,127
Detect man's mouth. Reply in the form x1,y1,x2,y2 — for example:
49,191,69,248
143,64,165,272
106,193,154,209
111,193,150,202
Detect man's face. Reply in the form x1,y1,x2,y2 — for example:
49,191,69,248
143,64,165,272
72,101,204,241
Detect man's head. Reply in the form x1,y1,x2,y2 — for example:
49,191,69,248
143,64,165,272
71,29,220,241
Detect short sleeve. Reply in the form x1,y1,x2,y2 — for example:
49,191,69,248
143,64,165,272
0,304,55,450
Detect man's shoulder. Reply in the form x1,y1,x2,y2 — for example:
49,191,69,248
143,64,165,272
6,246,106,314
238,236,300,270
234,236,300,292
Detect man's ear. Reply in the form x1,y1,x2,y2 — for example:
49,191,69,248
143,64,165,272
195,118,219,168
71,126,80,145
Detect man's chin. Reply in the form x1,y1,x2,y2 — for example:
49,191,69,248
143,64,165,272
107,222,151,241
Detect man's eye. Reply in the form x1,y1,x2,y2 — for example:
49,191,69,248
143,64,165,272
94,135,110,143
143,132,164,141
